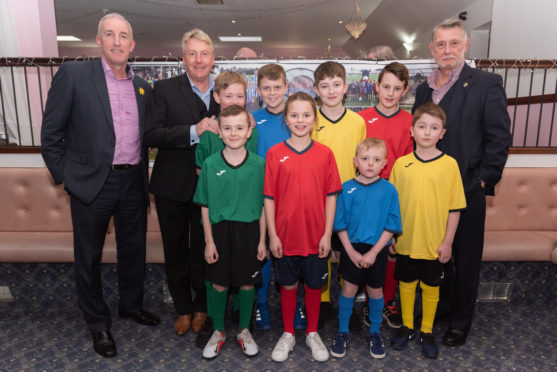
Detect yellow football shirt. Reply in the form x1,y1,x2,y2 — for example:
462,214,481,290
312,108,366,183
390,152,467,260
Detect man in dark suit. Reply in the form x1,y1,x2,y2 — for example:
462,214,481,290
413,18,511,347
144,29,219,338
41,13,159,358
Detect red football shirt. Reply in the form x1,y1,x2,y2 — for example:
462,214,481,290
264,140,342,256
358,106,414,179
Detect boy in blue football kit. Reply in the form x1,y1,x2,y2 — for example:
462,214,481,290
331,138,402,359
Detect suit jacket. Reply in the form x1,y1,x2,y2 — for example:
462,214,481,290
144,74,219,202
41,60,151,205
413,64,511,195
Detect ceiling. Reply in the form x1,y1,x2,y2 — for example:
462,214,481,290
54,0,479,59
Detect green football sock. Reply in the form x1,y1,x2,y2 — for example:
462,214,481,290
238,288,256,330
208,284,228,331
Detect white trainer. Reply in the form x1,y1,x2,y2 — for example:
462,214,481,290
202,330,226,359
306,332,329,362
271,332,295,362
237,328,259,356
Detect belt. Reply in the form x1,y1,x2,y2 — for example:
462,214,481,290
111,163,137,170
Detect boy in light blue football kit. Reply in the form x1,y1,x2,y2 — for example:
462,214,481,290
331,138,402,359
251,63,307,330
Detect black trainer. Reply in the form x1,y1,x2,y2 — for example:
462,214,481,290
391,326,415,350
383,300,402,328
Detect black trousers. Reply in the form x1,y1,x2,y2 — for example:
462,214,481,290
155,195,206,315
440,184,486,330
70,165,147,333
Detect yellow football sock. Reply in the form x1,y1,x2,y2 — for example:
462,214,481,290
420,281,439,333
320,258,332,302
399,280,418,330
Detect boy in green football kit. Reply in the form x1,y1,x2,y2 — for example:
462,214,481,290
193,105,266,359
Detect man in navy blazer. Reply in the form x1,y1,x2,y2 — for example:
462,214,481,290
41,13,159,358
412,18,511,347
144,28,220,340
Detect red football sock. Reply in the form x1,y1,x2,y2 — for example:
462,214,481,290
281,286,297,335
304,285,321,334
384,258,397,304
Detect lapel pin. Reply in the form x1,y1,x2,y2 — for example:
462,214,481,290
138,87,145,96
463,82,469,88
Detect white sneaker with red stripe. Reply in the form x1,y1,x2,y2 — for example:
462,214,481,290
237,328,258,356
203,330,226,359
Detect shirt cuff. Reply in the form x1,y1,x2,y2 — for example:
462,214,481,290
190,125,199,145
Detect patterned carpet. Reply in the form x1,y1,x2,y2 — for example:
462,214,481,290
0,262,555,372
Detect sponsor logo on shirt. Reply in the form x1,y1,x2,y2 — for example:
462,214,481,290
368,118,378,124
347,187,357,194
251,271,260,278
321,273,328,280
279,156,289,163
216,170,226,176
404,162,414,168
315,125,325,132
257,119,267,125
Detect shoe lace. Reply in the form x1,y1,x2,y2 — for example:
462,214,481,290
239,329,253,343
386,305,399,315
208,331,224,345
275,334,293,352
307,333,326,351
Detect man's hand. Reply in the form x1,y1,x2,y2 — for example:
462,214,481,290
195,115,218,137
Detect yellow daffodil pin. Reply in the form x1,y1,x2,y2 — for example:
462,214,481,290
139,87,145,95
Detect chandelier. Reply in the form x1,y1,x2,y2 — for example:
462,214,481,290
345,2,367,39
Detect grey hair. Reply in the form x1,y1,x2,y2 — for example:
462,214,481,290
97,13,133,40
181,29,214,54
432,18,468,41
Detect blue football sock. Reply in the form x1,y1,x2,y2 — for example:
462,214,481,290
338,294,355,334
256,259,271,304
369,296,384,334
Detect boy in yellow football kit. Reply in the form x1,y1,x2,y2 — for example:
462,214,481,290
389,102,466,359
311,61,366,325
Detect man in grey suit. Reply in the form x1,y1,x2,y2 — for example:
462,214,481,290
41,13,159,358
412,18,511,348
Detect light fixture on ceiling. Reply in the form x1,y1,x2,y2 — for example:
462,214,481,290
196,0,223,4
219,36,262,42
345,2,367,39
401,33,416,52
57,35,82,41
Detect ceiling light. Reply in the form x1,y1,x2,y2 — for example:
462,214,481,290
231,20,236,23
196,0,223,4
219,36,262,42
345,2,367,39
338,20,343,24
57,35,82,41
237,33,242,36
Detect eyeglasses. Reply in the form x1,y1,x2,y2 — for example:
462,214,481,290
434,40,462,50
